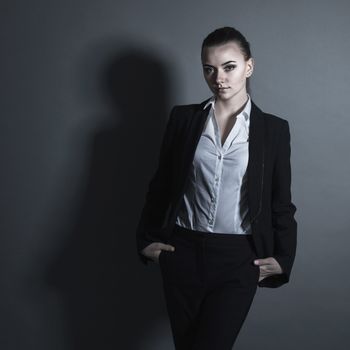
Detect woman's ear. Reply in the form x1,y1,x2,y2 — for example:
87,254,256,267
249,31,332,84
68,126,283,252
246,57,254,78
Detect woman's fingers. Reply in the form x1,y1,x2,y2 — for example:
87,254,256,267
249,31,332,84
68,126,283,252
155,243,175,262
142,242,175,263
160,243,176,252
254,257,283,280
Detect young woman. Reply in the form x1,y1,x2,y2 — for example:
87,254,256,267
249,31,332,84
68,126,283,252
136,27,297,350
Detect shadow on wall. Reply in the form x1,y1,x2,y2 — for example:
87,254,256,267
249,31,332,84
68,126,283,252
45,46,174,350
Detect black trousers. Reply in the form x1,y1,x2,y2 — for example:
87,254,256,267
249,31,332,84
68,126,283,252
159,224,260,350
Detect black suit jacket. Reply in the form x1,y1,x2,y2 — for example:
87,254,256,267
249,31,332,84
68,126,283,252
136,98,297,288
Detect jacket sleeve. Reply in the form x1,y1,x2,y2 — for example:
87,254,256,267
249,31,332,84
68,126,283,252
264,120,297,287
136,106,178,265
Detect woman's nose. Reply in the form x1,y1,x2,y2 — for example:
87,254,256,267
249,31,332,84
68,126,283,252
215,71,225,83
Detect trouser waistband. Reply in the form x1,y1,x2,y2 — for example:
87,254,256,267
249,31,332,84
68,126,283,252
172,224,254,247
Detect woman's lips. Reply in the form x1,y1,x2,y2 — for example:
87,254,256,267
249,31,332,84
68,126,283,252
216,87,230,92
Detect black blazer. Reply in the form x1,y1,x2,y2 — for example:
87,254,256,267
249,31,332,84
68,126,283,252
136,98,297,288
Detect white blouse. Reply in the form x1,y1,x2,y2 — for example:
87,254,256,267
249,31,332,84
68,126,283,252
175,95,252,234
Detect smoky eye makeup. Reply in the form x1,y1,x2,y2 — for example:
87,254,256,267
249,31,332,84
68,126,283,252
224,64,237,71
203,64,237,74
203,66,214,74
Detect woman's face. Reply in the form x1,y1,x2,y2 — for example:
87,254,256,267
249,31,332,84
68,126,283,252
201,41,254,102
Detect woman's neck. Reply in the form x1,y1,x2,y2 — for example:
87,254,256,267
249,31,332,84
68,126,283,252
214,93,249,120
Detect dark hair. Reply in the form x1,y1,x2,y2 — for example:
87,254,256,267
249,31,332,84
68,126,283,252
201,26,252,61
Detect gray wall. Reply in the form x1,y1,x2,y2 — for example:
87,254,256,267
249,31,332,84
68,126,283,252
1,0,349,349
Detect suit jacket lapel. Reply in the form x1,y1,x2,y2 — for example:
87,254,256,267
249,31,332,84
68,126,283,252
247,101,265,223
179,101,210,191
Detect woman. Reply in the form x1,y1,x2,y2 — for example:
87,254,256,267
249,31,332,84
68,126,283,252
136,27,297,350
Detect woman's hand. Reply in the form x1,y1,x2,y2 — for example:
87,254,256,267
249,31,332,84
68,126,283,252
141,242,175,263
254,257,283,282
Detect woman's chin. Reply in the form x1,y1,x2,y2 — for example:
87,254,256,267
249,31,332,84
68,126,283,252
215,93,232,101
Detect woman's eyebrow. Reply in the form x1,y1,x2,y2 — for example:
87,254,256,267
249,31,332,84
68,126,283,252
203,60,237,67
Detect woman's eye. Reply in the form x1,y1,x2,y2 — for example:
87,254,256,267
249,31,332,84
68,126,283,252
224,65,236,71
204,67,213,74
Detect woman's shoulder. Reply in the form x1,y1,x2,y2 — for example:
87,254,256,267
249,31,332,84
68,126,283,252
171,98,210,114
252,101,290,128
167,99,210,128
264,112,289,127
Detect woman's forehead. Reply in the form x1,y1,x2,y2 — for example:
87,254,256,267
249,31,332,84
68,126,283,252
202,42,245,64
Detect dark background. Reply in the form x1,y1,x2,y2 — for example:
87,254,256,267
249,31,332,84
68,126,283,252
1,0,350,349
